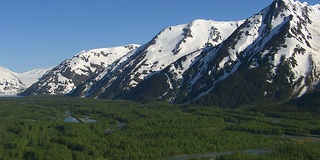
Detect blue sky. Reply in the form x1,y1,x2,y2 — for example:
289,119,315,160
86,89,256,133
0,0,319,72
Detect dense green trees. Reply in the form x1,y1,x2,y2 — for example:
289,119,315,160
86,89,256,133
216,143,320,160
0,96,319,159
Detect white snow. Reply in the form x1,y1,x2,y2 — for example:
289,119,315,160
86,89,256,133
69,44,140,76
0,66,53,95
33,44,140,95
266,0,320,96
14,67,53,87
0,66,25,95
165,73,173,89
184,0,320,102
79,19,242,98
139,20,242,84
11,0,320,101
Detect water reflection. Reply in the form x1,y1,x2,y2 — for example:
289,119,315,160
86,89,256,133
81,116,97,123
64,116,79,123
64,111,97,123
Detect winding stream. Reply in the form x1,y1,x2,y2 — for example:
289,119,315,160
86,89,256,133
105,122,126,133
63,111,97,123
64,111,79,122
80,116,97,123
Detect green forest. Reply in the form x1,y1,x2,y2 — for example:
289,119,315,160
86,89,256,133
0,96,320,160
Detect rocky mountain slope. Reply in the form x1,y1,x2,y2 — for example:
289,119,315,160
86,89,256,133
188,0,320,107
21,0,320,108
71,19,243,98
22,44,140,95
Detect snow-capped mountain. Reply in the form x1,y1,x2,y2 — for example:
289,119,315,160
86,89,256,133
185,0,320,107
21,44,140,95
21,0,320,108
71,19,242,98
0,66,52,95
0,66,25,95
14,67,53,87
125,0,320,107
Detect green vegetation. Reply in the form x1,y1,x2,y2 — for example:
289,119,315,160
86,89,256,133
0,96,319,159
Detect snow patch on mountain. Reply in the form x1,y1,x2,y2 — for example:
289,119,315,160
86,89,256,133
274,0,320,95
159,0,320,104
0,66,25,95
76,19,243,98
141,19,242,77
22,44,140,95
17,0,320,107
14,67,53,87
69,45,139,76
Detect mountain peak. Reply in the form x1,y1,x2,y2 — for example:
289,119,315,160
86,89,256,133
17,0,320,108
276,0,305,5
274,0,315,9
272,0,311,10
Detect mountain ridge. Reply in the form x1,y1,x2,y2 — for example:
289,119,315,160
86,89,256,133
121,0,320,107
21,44,140,95
18,0,320,108
77,19,243,99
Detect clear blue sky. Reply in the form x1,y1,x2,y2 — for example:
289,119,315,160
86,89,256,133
0,0,319,72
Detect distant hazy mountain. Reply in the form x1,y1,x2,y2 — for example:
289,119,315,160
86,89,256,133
0,66,52,95
21,0,320,108
14,67,53,87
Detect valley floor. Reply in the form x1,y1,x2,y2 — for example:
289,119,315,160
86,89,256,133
0,96,319,160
